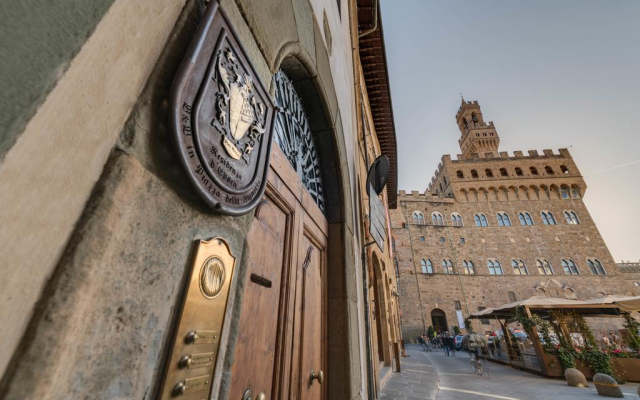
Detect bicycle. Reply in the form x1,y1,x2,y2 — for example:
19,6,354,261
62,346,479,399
469,351,491,379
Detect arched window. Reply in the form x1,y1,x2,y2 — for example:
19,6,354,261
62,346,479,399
442,259,454,274
530,167,539,175
485,169,494,178
487,259,503,275
512,259,528,275
462,117,469,129
474,214,488,227
421,259,433,274
537,259,553,275
456,170,464,179
471,169,479,179
451,213,463,227
541,211,557,225
547,212,557,225
497,212,511,226
500,168,508,177
432,212,444,226
571,188,581,199
471,112,478,123
508,292,517,302
562,259,579,275
561,165,569,174
412,211,425,225
562,258,580,275
545,166,554,175
462,260,475,275
588,259,606,275
518,212,534,226
560,187,570,199
274,71,325,211
515,167,524,176
563,210,580,225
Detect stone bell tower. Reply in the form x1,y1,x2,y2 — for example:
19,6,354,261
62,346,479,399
455,98,500,159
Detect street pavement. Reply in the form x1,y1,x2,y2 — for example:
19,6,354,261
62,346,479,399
380,344,640,400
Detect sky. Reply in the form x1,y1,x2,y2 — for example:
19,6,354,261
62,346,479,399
379,0,640,262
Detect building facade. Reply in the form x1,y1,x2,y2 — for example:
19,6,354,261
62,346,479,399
0,1,400,399
391,99,640,339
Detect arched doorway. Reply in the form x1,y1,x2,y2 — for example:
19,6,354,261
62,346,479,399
431,309,448,333
229,59,346,400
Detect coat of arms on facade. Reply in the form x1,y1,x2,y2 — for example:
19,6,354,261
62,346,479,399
169,1,275,215
214,48,266,164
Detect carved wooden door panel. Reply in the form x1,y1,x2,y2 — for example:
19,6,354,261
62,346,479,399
296,223,326,400
229,146,327,400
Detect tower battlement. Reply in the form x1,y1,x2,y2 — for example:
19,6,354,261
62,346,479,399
455,99,500,158
425,147,582,194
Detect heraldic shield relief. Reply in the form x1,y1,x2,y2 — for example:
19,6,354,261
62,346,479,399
170,0,275,215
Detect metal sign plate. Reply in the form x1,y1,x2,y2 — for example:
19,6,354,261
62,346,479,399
369,183,386,251
159,238,236,400
170,0,275,215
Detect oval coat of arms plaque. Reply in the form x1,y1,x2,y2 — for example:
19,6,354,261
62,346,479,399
170,0,275,215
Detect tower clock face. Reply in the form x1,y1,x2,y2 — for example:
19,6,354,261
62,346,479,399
273,70,325,213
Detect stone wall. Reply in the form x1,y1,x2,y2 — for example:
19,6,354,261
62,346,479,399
392,170,638,340
0,0,367,399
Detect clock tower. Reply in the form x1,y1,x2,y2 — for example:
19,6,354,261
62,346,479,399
455,98,500,159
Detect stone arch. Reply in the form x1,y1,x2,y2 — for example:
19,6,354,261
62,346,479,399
275,55,344,222
497,186,508,201
539,185,550,200
468,188,478,203
528,185,540,200
570,184,582,199
477,187,488,203
459,189,468,203
549,184,560,200
507,186,518,201
487,187,498,202
430,308,449,333
518,185,529,201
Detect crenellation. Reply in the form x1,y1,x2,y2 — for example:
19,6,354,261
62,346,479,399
528,150,539,157
513,150,524,158
543,149,554,156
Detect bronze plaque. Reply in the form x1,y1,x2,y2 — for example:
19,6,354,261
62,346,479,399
181,375,210,395
159,238,236,400
189,352,215,369
170,0,275,215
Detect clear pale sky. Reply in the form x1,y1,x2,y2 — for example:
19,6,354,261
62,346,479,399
380,0,640,262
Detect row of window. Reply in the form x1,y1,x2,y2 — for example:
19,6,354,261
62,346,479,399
419,258,606,276
456,165,570,180
412,210,581,226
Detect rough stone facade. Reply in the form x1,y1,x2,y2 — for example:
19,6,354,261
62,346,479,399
391,100,640,340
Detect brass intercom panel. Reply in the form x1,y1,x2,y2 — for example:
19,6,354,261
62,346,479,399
159,238,236,400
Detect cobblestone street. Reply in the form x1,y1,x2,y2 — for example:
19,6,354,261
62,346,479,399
380,345,640,400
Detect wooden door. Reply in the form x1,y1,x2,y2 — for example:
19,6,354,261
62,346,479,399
296,218,326,400
229,146,327,400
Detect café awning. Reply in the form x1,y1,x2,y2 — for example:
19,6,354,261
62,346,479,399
469,295,624,320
